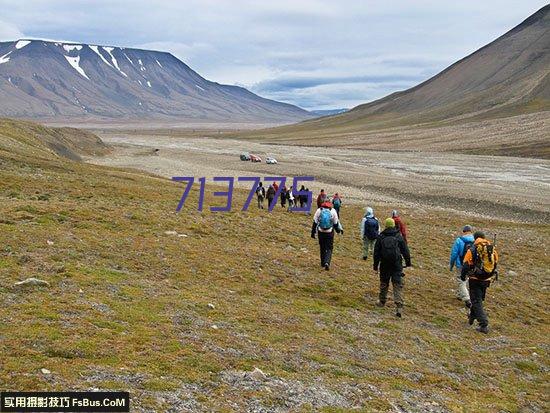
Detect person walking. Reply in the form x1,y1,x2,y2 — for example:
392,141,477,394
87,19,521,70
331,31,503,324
266,184,276,209
280,185,287,208
316,189,327,208
461,231,499,334
256,182,266,209
332,193,342,217
360,207,380,260
311,200,343,270
373,218,411,317
287,186,295,211
391,210,408,244
449,225,474,308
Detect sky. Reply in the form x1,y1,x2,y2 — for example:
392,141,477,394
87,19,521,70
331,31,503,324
0,0,547,110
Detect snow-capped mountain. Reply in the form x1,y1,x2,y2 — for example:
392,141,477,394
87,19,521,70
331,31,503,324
0,39,312,123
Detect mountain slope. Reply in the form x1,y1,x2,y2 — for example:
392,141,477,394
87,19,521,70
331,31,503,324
0,40,312,123
0,119,548,411
245,5,549,142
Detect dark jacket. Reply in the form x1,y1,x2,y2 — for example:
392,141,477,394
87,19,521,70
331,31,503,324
373,228,411,274
266,186,276,199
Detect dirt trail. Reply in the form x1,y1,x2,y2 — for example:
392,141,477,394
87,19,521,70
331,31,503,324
88,133,550,223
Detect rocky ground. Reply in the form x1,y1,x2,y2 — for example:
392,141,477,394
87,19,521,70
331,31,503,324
89,131,550,223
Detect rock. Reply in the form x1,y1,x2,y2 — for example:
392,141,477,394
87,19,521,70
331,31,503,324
41,368,51,375
508,270,518,276
47,240,54,246
207,303,215,309
164,230,178,236
211,324,219,330
14,278,50,288
177,234,188,238
249,367,267,381
79,289,84,294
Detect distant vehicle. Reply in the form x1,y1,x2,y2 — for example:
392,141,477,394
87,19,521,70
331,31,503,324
266,157,278,164
250,154,262,162
240,153,250,161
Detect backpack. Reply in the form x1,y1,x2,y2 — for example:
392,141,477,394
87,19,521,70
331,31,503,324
333,198,341,208
380,235,401,263
256,186,264,197
319,208,332,230
459,237,473,263
364,217,379,240
472,240,497,278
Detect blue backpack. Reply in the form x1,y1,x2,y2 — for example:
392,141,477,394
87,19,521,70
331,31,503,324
319,208,332,230
364,217,379,240
333,198,341,208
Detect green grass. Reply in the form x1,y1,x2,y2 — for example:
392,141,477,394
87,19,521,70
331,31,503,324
0,120,549,411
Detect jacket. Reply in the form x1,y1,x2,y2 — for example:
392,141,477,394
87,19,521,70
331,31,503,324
449,233,474,270
393,216,408,244
373,228,411,275
316,193,327,208
311,207,342,235
266,186,276,199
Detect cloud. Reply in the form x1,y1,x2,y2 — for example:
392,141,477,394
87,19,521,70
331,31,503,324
0,20,24,41
0,0,547,110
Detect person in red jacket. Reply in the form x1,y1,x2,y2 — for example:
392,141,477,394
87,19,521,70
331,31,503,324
391,210,408,244
316,189,327,208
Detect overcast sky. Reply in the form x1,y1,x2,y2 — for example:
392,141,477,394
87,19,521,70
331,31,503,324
0,1,547,110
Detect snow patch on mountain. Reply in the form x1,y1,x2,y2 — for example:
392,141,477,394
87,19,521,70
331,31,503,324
64,55,90,79
0,51,12,65
147,81,152,87
63,44,82,52
196,85,205,91
89,45,113,68
156,60,163,68
15,40,31,49
103,47,127,77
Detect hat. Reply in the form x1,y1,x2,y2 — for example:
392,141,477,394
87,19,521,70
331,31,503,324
385,218,395,228
462,225,472,233
391,210,399,217
365,207,374,217
321,201,332,208
473,231,485,240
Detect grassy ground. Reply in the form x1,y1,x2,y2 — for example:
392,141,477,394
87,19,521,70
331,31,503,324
0,123,549,412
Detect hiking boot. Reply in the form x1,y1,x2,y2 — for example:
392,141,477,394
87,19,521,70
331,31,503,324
465,300,472,309
395,309,402,318
468,312,475,325
324,263,330,271
376,301,385,308
477,325,489,334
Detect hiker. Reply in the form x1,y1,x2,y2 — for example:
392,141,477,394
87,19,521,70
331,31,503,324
311,200,343,270
373,218,411,317
280,185,287,208
298,185,306,208
332,193,342,217
316,189,327,208
449,225,475,308
287,186,295,211
273,181,279,193
266,184,276,209
461,231,499,334
391,210,408,244
256,182,265,209
360,207,380,260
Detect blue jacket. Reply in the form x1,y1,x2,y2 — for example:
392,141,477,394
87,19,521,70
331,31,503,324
449,233,474,270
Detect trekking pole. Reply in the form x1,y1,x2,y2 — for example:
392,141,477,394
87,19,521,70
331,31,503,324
493,233,498,282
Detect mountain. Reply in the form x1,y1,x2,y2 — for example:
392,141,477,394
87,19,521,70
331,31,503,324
244,5,549,149
0,40,312,123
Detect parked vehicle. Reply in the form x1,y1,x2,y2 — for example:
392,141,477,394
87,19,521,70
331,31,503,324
250,154,262,162
266,157,278,164
240,153,251,161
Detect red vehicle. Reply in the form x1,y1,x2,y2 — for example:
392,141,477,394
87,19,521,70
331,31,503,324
249,154,262,162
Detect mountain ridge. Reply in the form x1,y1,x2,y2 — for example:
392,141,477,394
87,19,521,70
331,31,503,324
0,39,313,123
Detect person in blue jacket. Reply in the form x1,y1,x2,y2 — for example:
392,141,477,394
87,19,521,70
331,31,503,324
449,225,475,308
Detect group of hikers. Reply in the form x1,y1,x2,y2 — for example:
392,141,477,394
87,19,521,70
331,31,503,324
255,181,310,211
252,182,500,333
309,192,499,334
